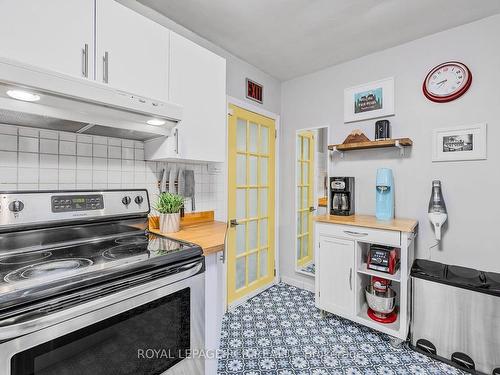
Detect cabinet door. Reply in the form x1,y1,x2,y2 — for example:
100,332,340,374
0,0,94,79
318,236,355,318
96,0,169,100
169,32,226,162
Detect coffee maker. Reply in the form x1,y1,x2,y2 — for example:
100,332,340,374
330,177,355,216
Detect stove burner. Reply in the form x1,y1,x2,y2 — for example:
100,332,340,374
4,258,93,283
0,251,52,265
103,245,150,260
115,236,149,245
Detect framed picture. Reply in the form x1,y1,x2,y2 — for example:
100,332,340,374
344,77,395,123
432,123,487,162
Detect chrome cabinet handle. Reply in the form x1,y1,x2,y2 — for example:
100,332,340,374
82,44,89,78
344,230,368,237
349,268,353,290
103,51,109,83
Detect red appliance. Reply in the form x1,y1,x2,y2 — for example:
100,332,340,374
367,245,399,274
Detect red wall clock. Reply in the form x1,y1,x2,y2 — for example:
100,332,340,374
423,61,472,103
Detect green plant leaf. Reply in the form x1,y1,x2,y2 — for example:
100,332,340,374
154,192,185,214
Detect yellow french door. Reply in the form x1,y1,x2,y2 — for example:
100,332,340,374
296,131,314,268
227,104,275,304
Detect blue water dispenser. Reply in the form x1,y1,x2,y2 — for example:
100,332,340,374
376,168,394,220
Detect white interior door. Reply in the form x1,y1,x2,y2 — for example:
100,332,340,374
0,0,95,79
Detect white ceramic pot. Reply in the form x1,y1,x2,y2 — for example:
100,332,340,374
159,213,181,233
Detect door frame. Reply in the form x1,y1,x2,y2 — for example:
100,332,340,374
225,96,280,310
294,125,330,277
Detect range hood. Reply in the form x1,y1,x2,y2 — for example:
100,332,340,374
0,57,182,141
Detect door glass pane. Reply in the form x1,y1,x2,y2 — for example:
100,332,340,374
260,157,268,185
237,119,247,151
236,257,246,289
249,122,258,153
259,218,268,247
236,223,246,255
302,235,309,257
236,189,245,219
302,212,308,232
259,188,268,216
249,156,258,185
248,220,257,250
303,138,309,159
302,187,308,208
260,126,269,154
259,248,268,278
302,162,309,185
237,154,246,185
248,189,258,218
248,252,257,283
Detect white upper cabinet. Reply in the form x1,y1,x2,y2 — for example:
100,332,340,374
95,0,169,101
0,0,95,79
145,32,226,162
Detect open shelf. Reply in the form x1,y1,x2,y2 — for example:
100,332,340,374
356,303,400,336
358,263,401,282
328,138,413,157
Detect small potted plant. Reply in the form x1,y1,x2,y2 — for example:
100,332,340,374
154,192,184,233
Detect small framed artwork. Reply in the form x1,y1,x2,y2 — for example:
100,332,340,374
344,77,395,123
432,123,487,162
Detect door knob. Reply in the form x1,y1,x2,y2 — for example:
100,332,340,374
309,206,316,212
230,219,240,228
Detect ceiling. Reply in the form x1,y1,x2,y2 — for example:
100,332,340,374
138,0,500,81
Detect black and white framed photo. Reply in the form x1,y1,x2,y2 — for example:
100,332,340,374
344,77,395,123
432,123,487,162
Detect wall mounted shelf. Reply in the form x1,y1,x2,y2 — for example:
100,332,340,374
329,138,413,157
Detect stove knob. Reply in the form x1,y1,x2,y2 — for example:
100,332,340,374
134,196,144,205
122,196,131,206
9,200,24,212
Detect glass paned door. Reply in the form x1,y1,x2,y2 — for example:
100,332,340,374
296,131,314,267
228,105,275,304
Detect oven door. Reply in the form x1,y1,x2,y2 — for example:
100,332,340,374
0,259,205,375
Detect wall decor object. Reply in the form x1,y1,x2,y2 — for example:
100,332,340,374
432,123,487,162
344,77,395,123
246,78,263,103
423,61,472,103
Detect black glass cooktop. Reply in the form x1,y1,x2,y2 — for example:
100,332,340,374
0,232,202,312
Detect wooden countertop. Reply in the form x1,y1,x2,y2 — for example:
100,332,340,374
150,221,227,256
314,214,418,233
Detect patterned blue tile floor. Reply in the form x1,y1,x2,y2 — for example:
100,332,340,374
301,263,316,275
218,283,466,375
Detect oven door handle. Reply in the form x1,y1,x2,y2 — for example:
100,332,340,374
0,259,204,341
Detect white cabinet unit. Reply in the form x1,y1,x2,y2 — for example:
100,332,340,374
95,0,170,101
0,0,95,79
145,32,226,163
316,236,355,319
315,217,417,340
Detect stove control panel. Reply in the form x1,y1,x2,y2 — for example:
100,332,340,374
51,194,104,212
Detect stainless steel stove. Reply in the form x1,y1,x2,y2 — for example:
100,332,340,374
0,190,205,375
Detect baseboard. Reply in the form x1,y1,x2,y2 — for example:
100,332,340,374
280,275,315,292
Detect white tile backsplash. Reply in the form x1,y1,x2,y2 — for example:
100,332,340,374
0,126,225,217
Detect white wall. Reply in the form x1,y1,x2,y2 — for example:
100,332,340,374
118,0,281,115
280,14,500,287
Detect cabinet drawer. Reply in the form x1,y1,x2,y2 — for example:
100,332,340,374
317,223,400,247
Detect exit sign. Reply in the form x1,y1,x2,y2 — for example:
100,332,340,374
246,78,263,103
